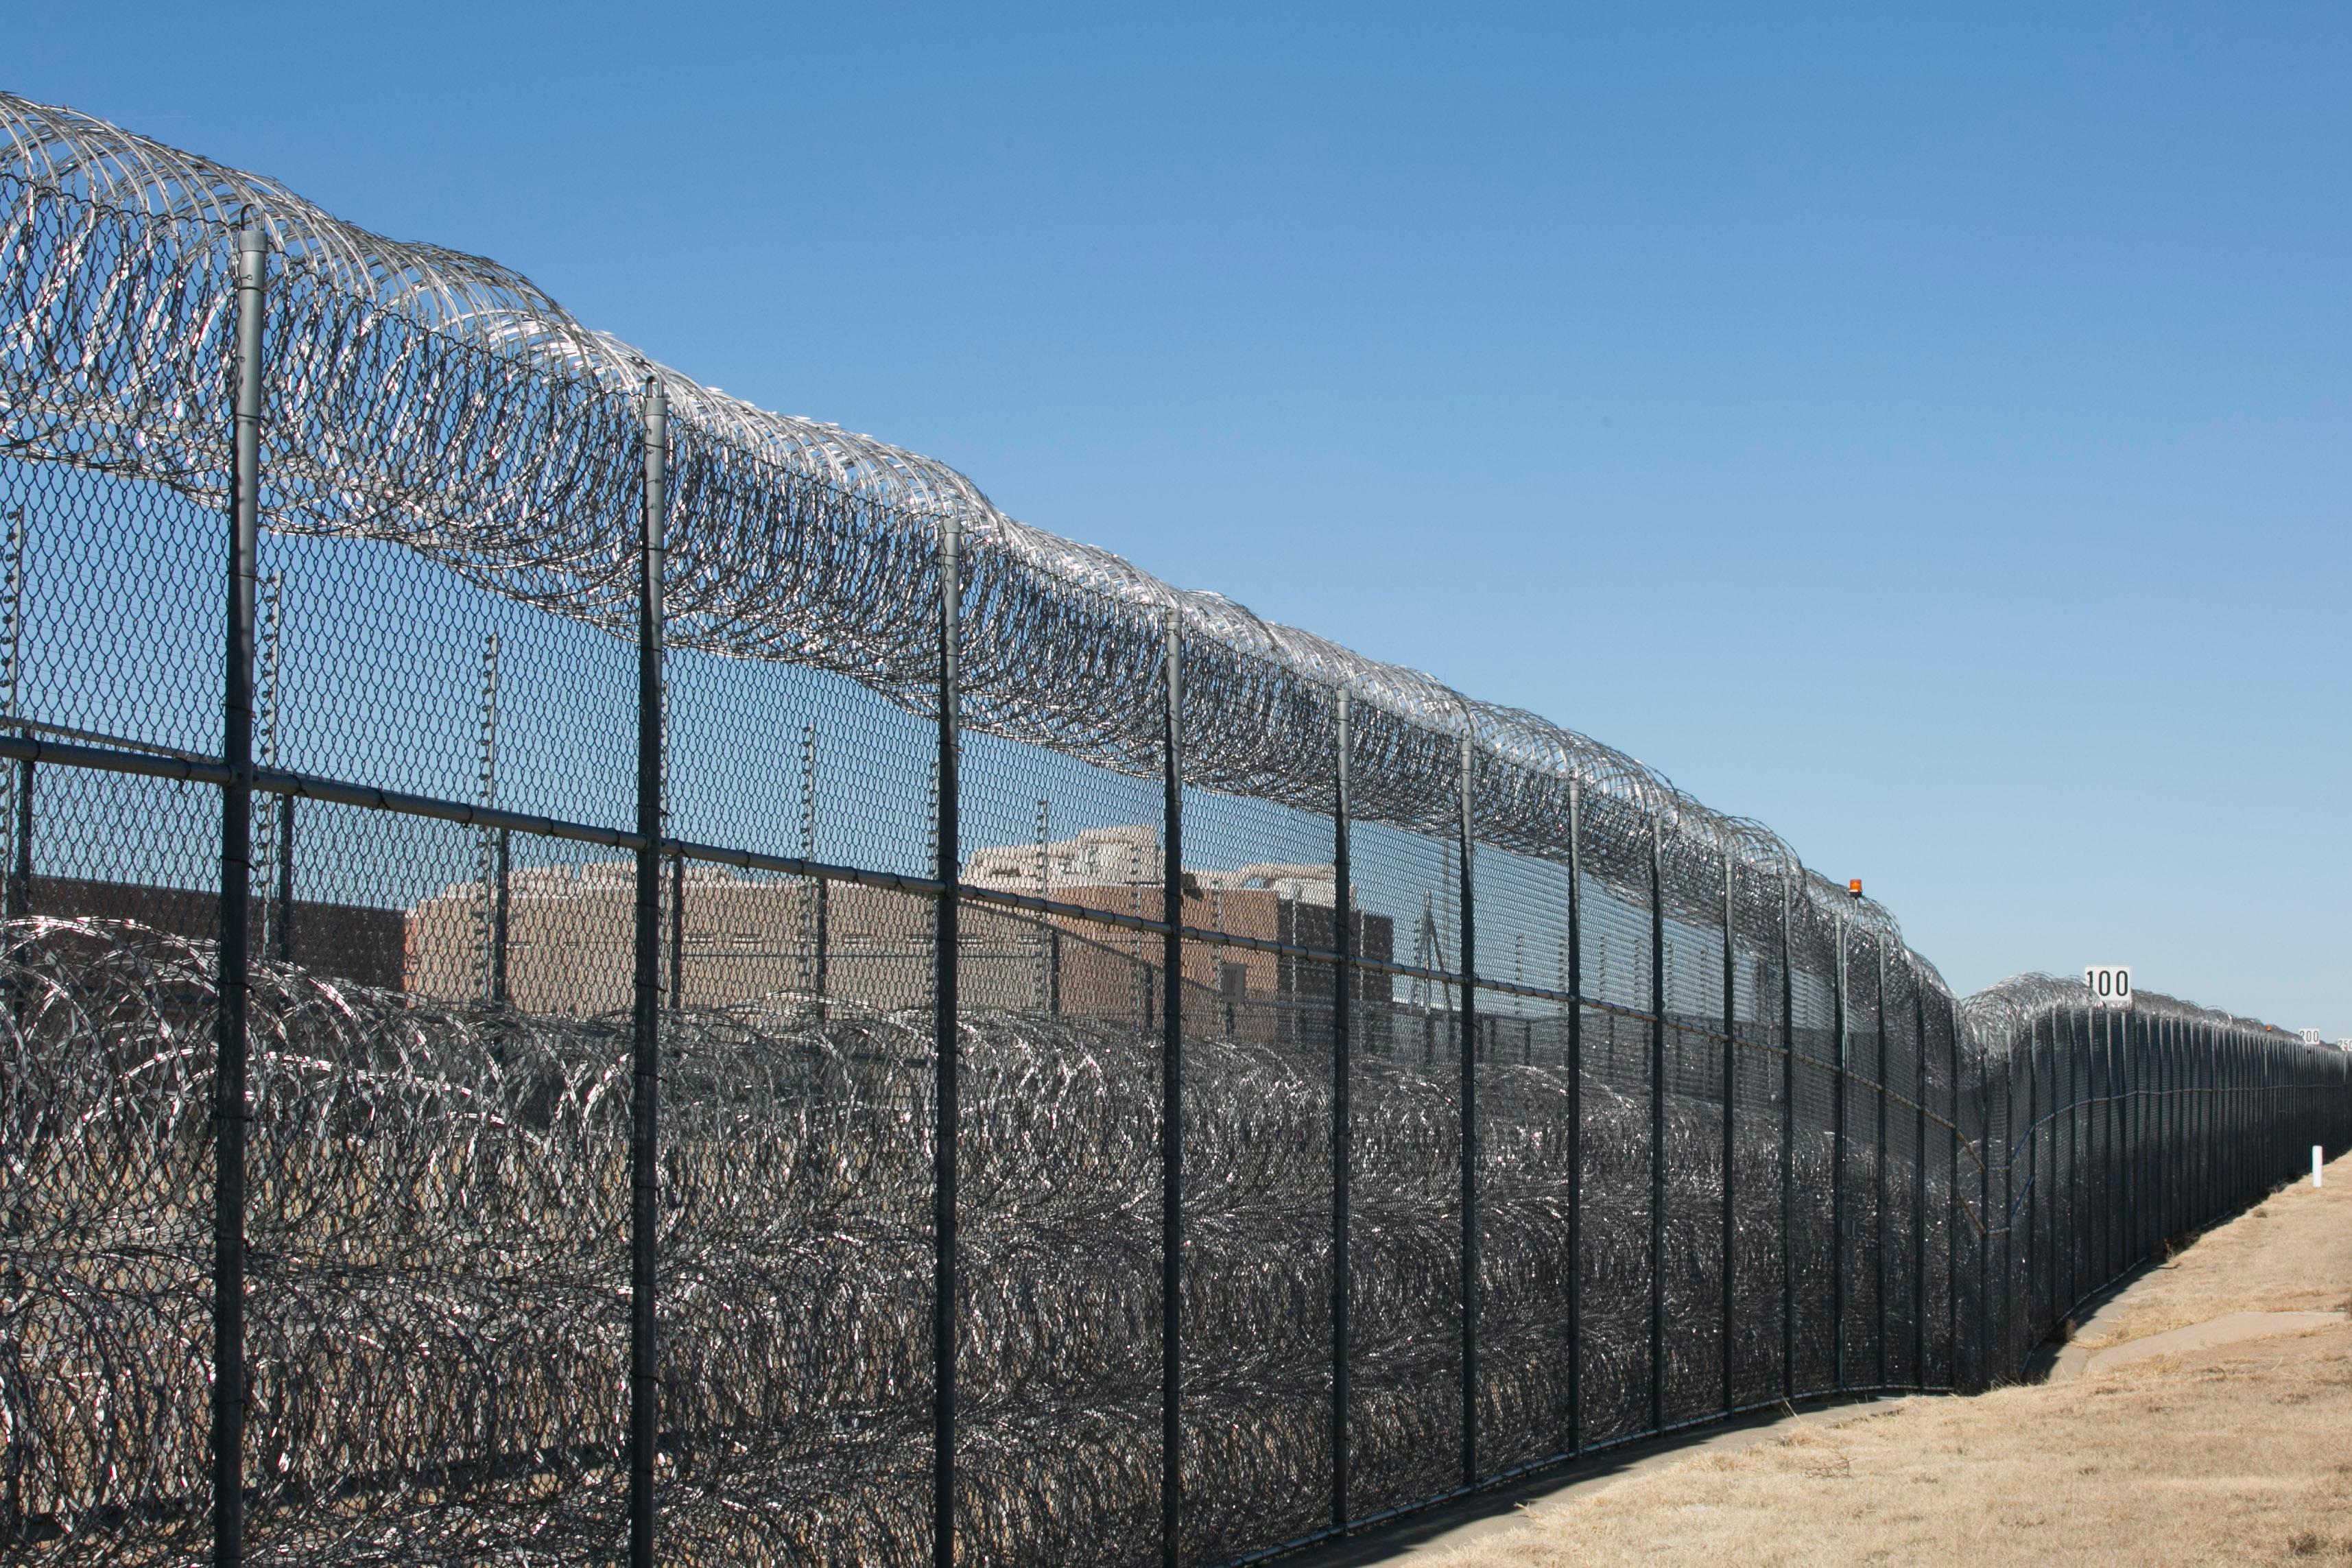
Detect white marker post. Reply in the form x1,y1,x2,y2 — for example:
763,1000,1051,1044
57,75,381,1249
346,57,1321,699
2316,1146,2326,1189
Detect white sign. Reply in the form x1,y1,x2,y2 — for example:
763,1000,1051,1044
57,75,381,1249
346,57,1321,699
2083,965,2133,1008
2302,1029,2325,1047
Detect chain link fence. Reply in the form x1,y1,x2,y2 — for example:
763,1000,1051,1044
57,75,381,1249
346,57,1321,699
3,90,2348,1568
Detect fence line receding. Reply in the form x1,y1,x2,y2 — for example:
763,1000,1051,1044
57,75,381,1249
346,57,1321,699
1,89,2345,1568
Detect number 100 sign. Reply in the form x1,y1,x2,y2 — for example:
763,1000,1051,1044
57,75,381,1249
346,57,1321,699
2084,965,2133,1008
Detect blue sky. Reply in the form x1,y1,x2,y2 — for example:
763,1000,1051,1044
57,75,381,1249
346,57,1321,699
13,3,2349,1029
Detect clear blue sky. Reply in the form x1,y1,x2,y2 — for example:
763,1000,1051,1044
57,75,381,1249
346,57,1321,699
14,4,2349,1029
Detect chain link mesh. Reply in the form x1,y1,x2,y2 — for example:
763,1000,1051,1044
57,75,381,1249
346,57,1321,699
3,88,2349,1568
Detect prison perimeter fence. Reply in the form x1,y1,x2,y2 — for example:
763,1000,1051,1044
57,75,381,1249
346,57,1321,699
2,91,2347,1568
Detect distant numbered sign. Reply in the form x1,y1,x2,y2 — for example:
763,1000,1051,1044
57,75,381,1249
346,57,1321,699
2302,1029,2325,1047
2084,965,2133,1008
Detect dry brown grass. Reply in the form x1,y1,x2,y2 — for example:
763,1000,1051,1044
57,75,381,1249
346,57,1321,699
2076,1153,2352,1348
1429,1152,2352,1568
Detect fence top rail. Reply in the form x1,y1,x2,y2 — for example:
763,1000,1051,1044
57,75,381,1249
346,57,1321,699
0,87,1933,961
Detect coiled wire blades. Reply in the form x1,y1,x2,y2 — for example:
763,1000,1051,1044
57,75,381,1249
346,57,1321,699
1,918,1844,1563
0,88,2340,1567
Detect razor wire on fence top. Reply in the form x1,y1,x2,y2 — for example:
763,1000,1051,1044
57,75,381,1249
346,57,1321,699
0,88,2347,1568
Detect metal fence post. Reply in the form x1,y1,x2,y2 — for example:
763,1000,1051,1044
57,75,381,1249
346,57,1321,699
1329,688,1353,1527
2196,1021,2209,1224
628,376,667,1568
1648,820,1665,1431
6,757,30,920
1778,874,1794,1402
2259,1038,2272,1193
2229,1027,2239,1207
213,212,266,1568
2149,1014,2163,1244
1831,910,1848,1392
2116,1014,2128,1266
1161,608,1185,1567
272,797,294,967
2241,1032,2253,1204
1458,734,1480,1484
2090,1005,2105,1283
2138,1011,2152,1256
490,827,509,1003
2172,1014,2185,1237
1719,857,1736,1414
931,507,962,1568
2067,1008,2082,1307
1873,944,1888,1389
2211,1025,2222,1212
2024,1017,2041,1353
1567,781,1584,1449
1986,1027,2001,1390
1910,974,1926,1386
1,501,26,927
1943,991,1958,1388
667,851,685,1012
2246,1031,2257,1200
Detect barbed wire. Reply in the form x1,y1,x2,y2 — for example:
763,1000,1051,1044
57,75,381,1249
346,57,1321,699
0,88,1905,949
0,87,2337,1568
2,917,1855,1563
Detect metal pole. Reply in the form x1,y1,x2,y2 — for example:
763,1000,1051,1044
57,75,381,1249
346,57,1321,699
2229,1029,2239,1206
272,798,294,967
1945,991,1959,1387
1161,609,1185,1567
1034,798,1053,1010
2068,1008,2082,1306
1330,689,1353,1526
2201,1030,2220,1213
931,509,962,1568
2025,1016,2041,1351
5,759,29,921
2206,1022,2216,1219
667,851,685,1012
213,213,266,1568
2189,1017,2202,1224
1720,856,1736,1414
2117,1008,2129,1268
1831,911,1848,1392
800,721,828,1020
1874,944,1888,1389
490,826,509,1003
1567,781,1585,1447
2094,1008,2107,1277
2204,1022,2215,1225
1911,973,1927,1386
1458,735,1479,1484
2150,1014,2164,1244
1,500,24,927
627,376,667,1568
477,629,501,998
1647,821,1665,1431
1975,1025,1994,1391
1778,874,1794,1401
2133,1010,2146,1258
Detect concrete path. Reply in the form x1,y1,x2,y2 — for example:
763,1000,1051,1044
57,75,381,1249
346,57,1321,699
1280,1397,1911,1567
2047,1309,2348,1382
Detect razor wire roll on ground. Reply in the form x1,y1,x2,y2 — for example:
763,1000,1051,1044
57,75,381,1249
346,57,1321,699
1,90,2348,1566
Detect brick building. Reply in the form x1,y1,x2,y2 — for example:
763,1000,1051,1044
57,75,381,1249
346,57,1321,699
405,824,1392,1034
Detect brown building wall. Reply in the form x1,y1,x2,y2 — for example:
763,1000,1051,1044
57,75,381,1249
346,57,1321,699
20,876,405,989
1040,883,1394,1038
404,860,1392,1028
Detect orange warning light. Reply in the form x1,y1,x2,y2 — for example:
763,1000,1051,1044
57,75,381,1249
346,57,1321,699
1848,879,1863,899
